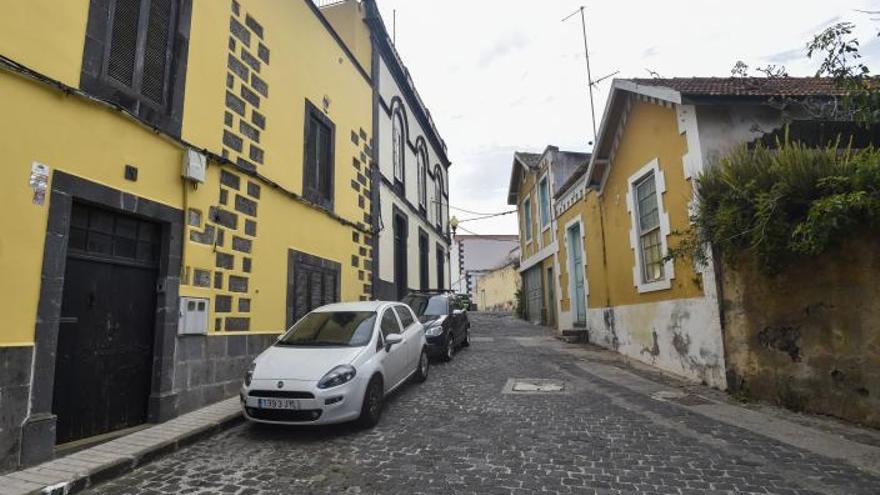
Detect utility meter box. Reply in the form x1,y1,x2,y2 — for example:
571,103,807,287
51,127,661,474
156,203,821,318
179,297,209,335
181,148,206,183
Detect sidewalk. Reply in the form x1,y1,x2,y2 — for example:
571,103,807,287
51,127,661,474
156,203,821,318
0,398,242,495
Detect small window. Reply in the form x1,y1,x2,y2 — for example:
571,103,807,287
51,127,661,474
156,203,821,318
434,167,444,228
538,177,551,228
635,173,664,282
392,112,405,184
380,308,402,337
81,0,188,134
394,305,415,329
303,101,335,210
417,147,428,209
522,197,533,241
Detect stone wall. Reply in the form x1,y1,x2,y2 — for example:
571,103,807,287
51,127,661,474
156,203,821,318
0,347,32,473
721,237,880,428
174,334,277,416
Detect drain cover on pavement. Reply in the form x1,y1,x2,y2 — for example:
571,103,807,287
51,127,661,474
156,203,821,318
470,337,494,343
503,378,567,394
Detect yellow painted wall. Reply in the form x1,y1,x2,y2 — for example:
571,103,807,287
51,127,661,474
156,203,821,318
599,101,701,306
0,0,374,345
0,0,88,87
0,72,185,346
320,0,373,73
556,191,609,314
475,263,520,311
517,168,540,259
184,0,373,224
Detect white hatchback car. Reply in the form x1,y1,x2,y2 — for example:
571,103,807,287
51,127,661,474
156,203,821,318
241,301,429,427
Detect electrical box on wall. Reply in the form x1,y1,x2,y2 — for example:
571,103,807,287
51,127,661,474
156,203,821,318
179,297,210,335
181,148,206,183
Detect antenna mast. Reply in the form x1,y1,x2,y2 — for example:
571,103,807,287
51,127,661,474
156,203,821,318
563,6,598,144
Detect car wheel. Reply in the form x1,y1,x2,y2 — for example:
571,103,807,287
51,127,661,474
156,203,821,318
357,376,384,428
413,348,429,383
442,336,454,362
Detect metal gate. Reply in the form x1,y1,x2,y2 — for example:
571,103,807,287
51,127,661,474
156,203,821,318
523,265,544,324
53,202,160,444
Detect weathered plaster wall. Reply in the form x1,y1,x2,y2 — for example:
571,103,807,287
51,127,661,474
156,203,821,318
722,238,880,428
587,298,727,388
474,263,520,311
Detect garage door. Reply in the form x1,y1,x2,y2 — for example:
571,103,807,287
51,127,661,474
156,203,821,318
523,266,543,325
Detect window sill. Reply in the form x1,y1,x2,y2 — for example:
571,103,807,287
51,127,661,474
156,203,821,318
635,277,672,294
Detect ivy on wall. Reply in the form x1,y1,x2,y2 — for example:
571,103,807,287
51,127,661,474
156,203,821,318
670,135,880,274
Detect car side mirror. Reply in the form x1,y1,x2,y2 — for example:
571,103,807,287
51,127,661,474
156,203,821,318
384,333,403,351
452,309,464,316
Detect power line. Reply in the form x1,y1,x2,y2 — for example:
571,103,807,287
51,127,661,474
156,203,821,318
448,204,517,216
457,210,517,224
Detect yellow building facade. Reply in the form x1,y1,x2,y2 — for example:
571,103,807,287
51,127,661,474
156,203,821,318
551,82,728,389
0,0,375,471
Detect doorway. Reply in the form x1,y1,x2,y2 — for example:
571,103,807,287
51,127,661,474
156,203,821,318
393,212,408,300
546,266,556,328
567,223,587,326
52,202,160,444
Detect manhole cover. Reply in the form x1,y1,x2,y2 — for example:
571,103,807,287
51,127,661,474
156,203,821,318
470,337,495,343
503,378,567,394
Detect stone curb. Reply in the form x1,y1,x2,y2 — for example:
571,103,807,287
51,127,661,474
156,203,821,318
0,398,243,495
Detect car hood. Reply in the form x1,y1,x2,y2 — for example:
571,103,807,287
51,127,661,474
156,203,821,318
253,345,365,381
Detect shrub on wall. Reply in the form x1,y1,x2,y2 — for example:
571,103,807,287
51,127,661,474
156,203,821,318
671,135,880,273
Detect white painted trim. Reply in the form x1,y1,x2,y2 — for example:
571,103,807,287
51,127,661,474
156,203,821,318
613,79,682,105
537,172,552,234
521,193,533,244
519,242,557,273
626,158,674,293
563,215,588,323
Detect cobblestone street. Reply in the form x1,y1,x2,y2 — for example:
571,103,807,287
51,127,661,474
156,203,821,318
85,313,880,495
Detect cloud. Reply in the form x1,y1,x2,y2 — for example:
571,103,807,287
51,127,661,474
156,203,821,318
764,47,805,64
641,46,659,59
803,15,841,36
477,31,530,67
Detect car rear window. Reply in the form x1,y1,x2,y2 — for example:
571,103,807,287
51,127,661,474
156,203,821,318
277,311,376,347
402,295,448,317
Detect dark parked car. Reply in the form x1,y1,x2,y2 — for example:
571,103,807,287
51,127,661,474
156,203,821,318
402,292,470,361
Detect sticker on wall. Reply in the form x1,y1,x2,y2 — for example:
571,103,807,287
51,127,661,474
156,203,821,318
29,161,49,206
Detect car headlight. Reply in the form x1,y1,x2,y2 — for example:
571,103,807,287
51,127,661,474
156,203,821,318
244,360,256,387
425,324,444,337
317,365,357,389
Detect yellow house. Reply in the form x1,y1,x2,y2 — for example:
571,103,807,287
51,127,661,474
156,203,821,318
551,78,830,388
507,147,590,327
0,0,374,470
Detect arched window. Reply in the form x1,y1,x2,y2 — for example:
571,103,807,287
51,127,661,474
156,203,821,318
392,111,405,184
417,145,427,209
434,166,444,228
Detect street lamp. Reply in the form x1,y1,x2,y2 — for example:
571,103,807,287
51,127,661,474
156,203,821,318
449,215,460,293
449,215,459,237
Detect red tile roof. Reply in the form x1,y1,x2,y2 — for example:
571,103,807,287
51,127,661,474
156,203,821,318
628,77,851,97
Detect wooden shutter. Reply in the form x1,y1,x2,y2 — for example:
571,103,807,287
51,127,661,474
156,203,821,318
141,0,174,104
107,0,142,88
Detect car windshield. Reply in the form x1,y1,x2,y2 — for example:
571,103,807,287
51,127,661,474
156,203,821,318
402,295,448,318
276,311,376,347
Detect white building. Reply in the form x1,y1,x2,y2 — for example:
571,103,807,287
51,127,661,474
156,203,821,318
322,0,452,300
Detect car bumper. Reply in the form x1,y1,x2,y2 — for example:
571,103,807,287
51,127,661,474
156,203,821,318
240,377,366,426
425,334,450,357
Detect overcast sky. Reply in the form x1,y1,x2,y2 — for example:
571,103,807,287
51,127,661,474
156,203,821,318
374,0,880,235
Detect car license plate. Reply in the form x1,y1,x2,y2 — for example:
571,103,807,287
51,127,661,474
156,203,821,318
258,398,300,410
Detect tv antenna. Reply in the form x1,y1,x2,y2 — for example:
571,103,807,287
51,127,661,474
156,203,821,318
562,6,612,145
